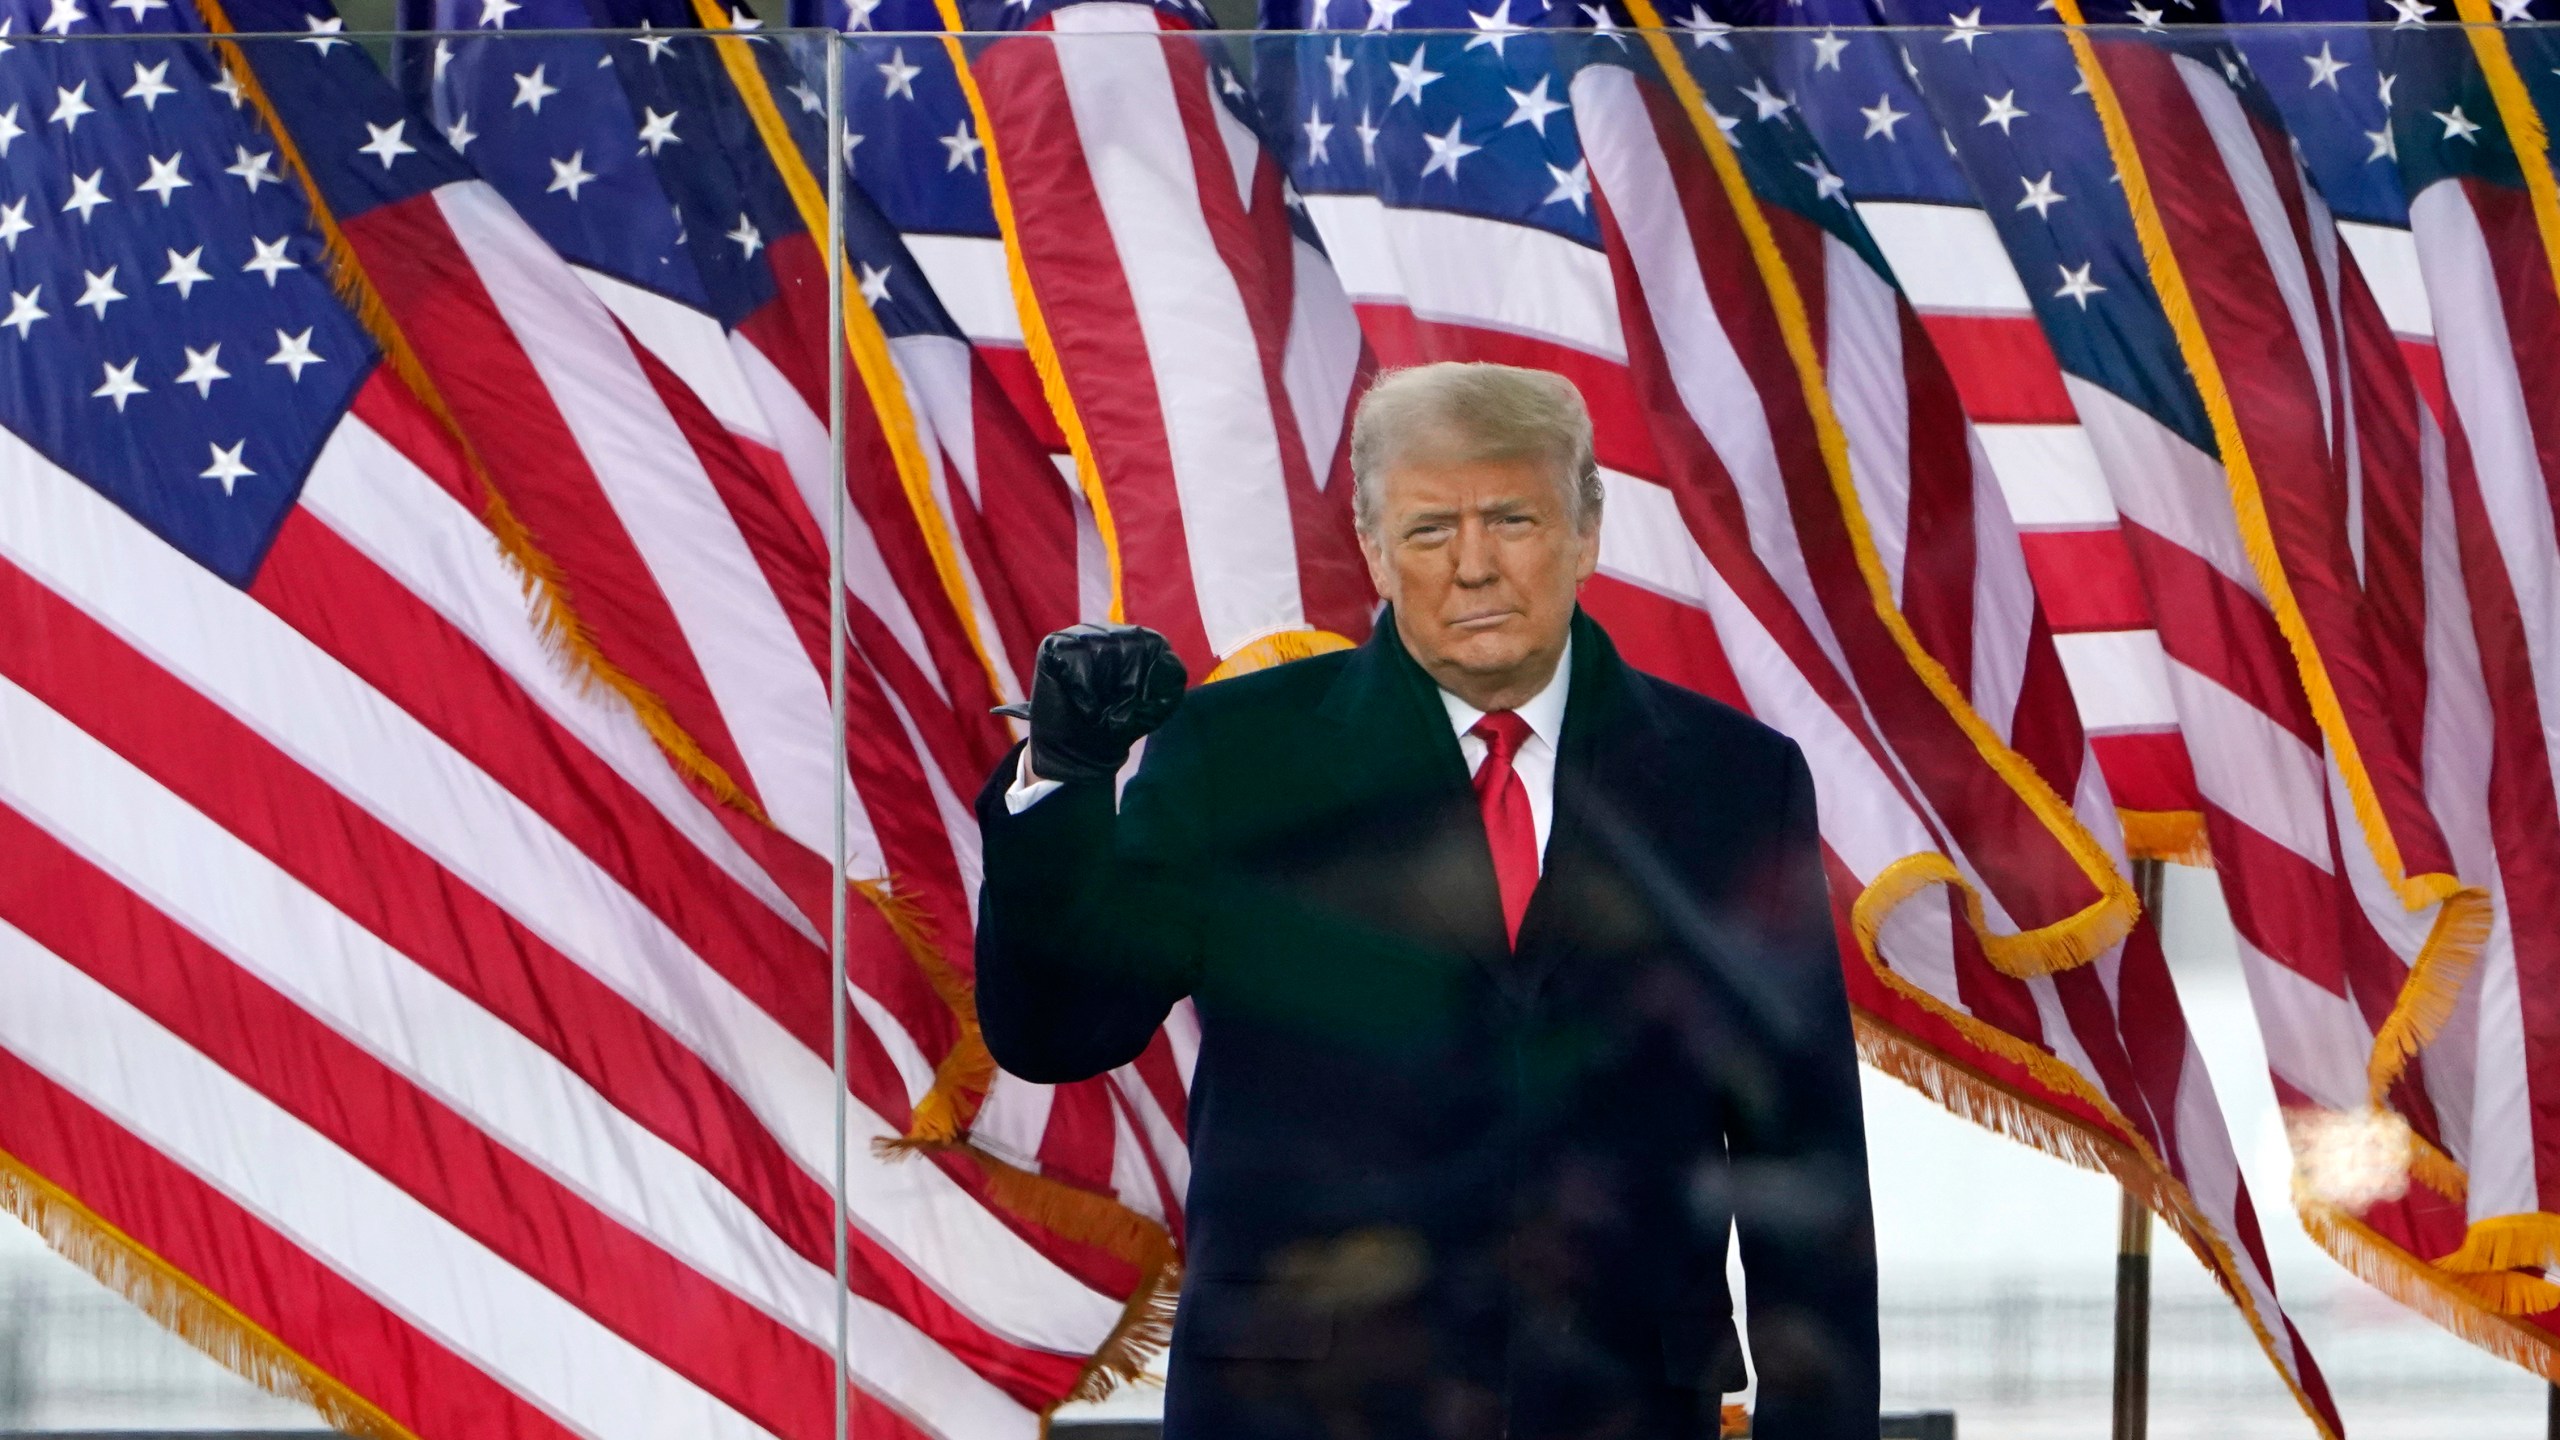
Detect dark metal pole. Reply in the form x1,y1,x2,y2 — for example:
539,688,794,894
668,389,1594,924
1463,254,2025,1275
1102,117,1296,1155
2545,1380,2558,1440
2113,858,2166,1440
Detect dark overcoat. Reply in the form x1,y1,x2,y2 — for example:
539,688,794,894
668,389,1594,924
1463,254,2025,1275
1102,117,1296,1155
973,611,1879,1440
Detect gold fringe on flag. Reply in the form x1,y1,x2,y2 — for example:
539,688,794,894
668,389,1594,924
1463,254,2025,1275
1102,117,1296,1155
1615,0,2140,983
2300,1202,2560,1378
0,1147,419,1440
2117,808,2211,867
924,0,1128,622
189,0,768,824
2047,0,2489,1107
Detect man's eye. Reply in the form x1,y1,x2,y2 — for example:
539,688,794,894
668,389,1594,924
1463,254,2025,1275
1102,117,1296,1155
1406,525,1452,544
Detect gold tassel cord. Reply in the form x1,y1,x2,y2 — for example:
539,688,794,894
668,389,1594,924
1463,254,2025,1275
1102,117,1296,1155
923,2,1129,623
1613,3,2141,983
0,1148,419,1440
692,0,1015,707
2047,0,2491,1107
2117,808,2212,867
188,4,768,824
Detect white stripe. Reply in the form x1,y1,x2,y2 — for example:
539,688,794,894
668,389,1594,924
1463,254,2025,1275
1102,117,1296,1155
1854,201,2033,316
1047,4,1306,656
0,916,788,1440
2415,403,2488,1163
2065,376,2266,603
2165,659,2334,875
2234,931,2373,1112
581,265,781,455
1283,236,1364,490
1869,884,1965,1015
1967,430,2038,747
2167,1038,2302,1391
2339,219,2434,342
2052,630,2179,734
294,417,821,937
1824,235,1913,607
1106,1100,1162,1223
2179,57,2334,459
1111,1065,1190,1207
0,674,1033,1440
0,422,1121,1352
433,181,845,856
1975,422,2117,530
892,332,1029,705
906,232,1024,347
969,1074,1057,1172
1299,191,1625,361
1595,464,1716,609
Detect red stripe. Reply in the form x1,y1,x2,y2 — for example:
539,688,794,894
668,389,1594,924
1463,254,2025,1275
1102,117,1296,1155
0,1049,583,1440
970,37,1214,666
976,344,1069,452
1034,1079,1120,1199
2116,520,2321,749
0,553,1091,1406
2088,729,2200,816
1579,573,1747,710
1915,312,2076,425
2020,527,2152,633
1893,287,1982,691
338,192,764,814
939,353,1085,681
2462,181,2560,541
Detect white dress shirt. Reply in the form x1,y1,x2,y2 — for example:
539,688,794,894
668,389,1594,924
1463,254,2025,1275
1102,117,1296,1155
1007,641,1572,875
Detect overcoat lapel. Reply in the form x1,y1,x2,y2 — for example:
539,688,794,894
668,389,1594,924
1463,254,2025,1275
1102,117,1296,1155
1511,613,1653,994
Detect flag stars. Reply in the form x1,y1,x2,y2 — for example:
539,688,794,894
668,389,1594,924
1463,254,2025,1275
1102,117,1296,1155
1304,105,1335,162
1324,39,1354,96
224,146,280,194
301,15,348,53
1365,0,1409,28
176,343,228,399
638,107,679,154
92,358,144,412
1980,90,2027,133
479,0,519,25
268,328,322,381
1543,158,1591,212
2127,1,2165,25
2377,71,2397,107
1674,4,1733,50
0,199,31,251
858,261,892,306
73,267,122,320
788,83,823,115
842,0,883,26
123,61,175,110
2054,261,2105,308
446,113,478,153
159,246,209,298
2367,122,2397,161
137,153,190,206
1420,117,1480,181
49,83,93,133
1466,0,1528,54
108,0,163,19
2304,41,2347,89
2388,0,2432,22
1860,93,1908,140
1505,74,1567,135
1,287,44,338
360,120,416,169
244,236,299,286
2016,171,2065,217
38,0,82,35
1740,77,1791,121
59,170,109,223
632,21,674,59
2496,0,2533,18
1387,47,1442,107
0,107,24,160
2436,104,2481,141
547,150,596,200
201,441,253,495
1944,7,1986,49
512,65,559,114
1355,107,1381,166
878,48,920,100
1810,27,1850,70
1796,156,1847,204
941,120,983,173
726,213,763,258
212,69,245,109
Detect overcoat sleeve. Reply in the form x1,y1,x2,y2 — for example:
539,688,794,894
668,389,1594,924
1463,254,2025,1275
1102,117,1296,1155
1729,743,1881,1439
970,716,1211,1085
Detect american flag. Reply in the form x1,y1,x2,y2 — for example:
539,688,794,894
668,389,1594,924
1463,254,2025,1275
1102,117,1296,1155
1860,0,2530,1387
1261,0,2339,1423
0,0,1178,1435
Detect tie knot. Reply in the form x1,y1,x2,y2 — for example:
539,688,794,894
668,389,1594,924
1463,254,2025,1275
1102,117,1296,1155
1470,710,1533,763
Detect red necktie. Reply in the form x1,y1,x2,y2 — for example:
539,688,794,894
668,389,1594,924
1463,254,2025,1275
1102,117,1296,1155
1469,711,1539,947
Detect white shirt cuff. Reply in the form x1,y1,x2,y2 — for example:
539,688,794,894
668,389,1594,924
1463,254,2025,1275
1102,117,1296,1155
1004,749,1065,814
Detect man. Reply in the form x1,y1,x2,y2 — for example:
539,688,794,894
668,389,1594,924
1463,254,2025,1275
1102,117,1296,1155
975,362,1878,1439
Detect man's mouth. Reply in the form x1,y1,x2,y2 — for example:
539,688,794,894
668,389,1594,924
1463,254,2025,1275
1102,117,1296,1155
1450,609,1515,632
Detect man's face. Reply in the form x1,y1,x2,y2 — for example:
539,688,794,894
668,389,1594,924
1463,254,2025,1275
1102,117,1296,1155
1360,450,1600,709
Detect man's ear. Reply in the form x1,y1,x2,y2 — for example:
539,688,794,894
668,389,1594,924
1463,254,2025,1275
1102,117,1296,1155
1573,514,1602,585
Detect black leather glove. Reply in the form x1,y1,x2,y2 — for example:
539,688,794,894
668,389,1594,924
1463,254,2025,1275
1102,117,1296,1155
998,623,1187,784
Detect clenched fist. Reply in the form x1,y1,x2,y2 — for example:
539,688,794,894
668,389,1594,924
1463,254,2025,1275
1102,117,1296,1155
1015,623,1187,784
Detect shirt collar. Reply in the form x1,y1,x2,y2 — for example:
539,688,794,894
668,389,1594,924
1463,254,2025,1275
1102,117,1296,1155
1438,636,1572,752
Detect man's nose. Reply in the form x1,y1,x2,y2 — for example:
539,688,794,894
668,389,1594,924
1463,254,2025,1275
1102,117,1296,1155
1452,520,1498,586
